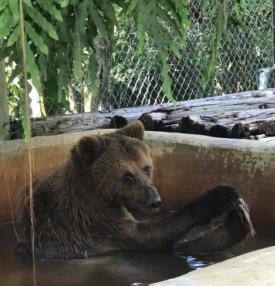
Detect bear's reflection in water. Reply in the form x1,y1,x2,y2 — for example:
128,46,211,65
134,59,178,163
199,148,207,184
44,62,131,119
0,224,274,286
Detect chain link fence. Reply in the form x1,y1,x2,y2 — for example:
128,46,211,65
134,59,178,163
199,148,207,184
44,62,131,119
97,0,273,110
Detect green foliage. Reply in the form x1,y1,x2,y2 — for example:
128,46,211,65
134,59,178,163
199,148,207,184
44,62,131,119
214,0,272,93
13,1,176,113
125,0,190,104
108,0,272,108
1,0,249,119
202,0,243,82
1,1,60,93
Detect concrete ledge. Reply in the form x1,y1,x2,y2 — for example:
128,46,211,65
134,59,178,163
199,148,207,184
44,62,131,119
151,246,275,286
1,131,275,231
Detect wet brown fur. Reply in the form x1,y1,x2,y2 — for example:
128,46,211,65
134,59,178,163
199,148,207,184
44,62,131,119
17,121,254,260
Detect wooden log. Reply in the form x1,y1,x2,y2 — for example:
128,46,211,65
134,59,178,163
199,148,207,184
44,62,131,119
25,88,275,140
31,104,163,137
109,115,128,128
139,113,155,131
231,117,275,138
180,115,216,135
179,115,232,138
139,112,168,131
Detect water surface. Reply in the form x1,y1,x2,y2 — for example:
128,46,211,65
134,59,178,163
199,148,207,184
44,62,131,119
0,224,274,286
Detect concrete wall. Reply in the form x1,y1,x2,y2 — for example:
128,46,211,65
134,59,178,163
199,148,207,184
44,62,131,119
1,131,275,231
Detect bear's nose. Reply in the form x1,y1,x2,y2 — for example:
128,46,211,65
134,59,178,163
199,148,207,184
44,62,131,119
148,197,162,210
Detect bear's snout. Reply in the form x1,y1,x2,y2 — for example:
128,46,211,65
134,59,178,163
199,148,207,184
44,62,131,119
146,187,162,212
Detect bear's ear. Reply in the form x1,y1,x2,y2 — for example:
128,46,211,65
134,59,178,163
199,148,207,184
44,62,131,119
116,120,144,141
71,136,106,164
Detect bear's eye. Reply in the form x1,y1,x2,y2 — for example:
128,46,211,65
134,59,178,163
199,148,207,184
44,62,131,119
123,172,136,185
143,166,151,177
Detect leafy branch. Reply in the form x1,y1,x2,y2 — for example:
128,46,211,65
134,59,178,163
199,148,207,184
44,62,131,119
0,0,245,125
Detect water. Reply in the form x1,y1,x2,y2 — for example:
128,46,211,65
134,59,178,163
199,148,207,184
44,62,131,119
0,224,274,286
258,67,273,90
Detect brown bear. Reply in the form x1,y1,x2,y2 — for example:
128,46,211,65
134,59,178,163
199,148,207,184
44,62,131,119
17,121,254,260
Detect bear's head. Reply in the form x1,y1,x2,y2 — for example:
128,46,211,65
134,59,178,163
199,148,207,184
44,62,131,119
71,121,161,213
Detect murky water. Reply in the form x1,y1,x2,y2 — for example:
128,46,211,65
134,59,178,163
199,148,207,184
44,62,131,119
0,224,274,286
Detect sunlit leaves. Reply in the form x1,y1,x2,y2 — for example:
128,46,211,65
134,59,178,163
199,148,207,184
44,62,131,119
37,0,63,21
89,52,99,98
8,0,19,23
55,0,69,8
0,0,7,12
23,0,32,8
73,32,82,82
25,41,42,94
98,0,118,27
25,6,59,40
0,0,61,97
89,0,111,41
0,7,15,39
125,0,190,103
202,0,243,82
0,0,199,113
7,27,19,47
25,22,49,55
0,0,62,125
1,0,243,119
57,63,69,104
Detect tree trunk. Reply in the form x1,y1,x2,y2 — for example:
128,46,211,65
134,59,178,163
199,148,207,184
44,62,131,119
0,59,9,140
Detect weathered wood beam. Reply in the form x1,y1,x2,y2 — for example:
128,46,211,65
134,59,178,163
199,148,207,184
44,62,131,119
27,88,275,140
